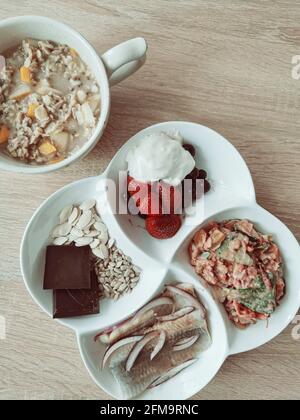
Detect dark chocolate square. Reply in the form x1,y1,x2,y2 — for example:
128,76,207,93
53,271,100,318
44,245,91,290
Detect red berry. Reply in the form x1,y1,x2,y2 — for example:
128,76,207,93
138,190,161,215
186,167,199,180
204,179,211,193
146,215,182,239
182,143,196,157
197,169,207,179
127,176,148,197
156,182,182,214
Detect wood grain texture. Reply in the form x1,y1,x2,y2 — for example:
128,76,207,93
0,0,300,400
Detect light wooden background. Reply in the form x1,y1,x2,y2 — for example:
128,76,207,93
0,0,300,400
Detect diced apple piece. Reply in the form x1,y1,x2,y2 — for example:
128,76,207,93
39,140,57,156
9,84,32,100
81,102,95,127
50,132,70,154
0,125,9,144
20,66,32,83
27,103,39,119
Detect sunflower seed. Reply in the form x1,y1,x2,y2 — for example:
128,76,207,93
118,283,127,292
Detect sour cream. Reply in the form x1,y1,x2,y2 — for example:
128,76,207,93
126,131,195,186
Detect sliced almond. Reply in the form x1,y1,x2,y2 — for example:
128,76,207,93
90,238,100,249
85,230,99,237
52,222,72,238
53,236,68,246
68,207,79,225
70,227,84,238
79,199,96,211
59,205,73,224
92,246,104,259
75,236,93,246
107,238,115,249
99,230,108,245
94,221,107,233
99,244,109,259
76,210,92,229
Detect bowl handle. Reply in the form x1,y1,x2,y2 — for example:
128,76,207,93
101,37,147,86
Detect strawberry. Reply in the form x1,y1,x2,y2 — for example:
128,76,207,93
145,215,182,239
128,176,161,215
156,182,182,214
139,190,162,215
127,176,149,197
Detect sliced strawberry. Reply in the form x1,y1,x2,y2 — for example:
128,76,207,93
139,190,161,215
127,176,149,197
146,215,182,239
156,182,182,214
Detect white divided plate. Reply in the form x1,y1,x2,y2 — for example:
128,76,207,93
20,121,300,399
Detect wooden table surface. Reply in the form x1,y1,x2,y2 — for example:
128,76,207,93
1,0,300,400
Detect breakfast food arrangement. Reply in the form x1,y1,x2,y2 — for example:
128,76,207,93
0,15,298,401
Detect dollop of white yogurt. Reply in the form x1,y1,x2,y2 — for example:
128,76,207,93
126,131,195,186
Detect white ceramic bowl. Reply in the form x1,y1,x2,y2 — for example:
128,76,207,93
20,121,300,399
0,15,147,173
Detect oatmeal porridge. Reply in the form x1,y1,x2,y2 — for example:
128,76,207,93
0,39,100,164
